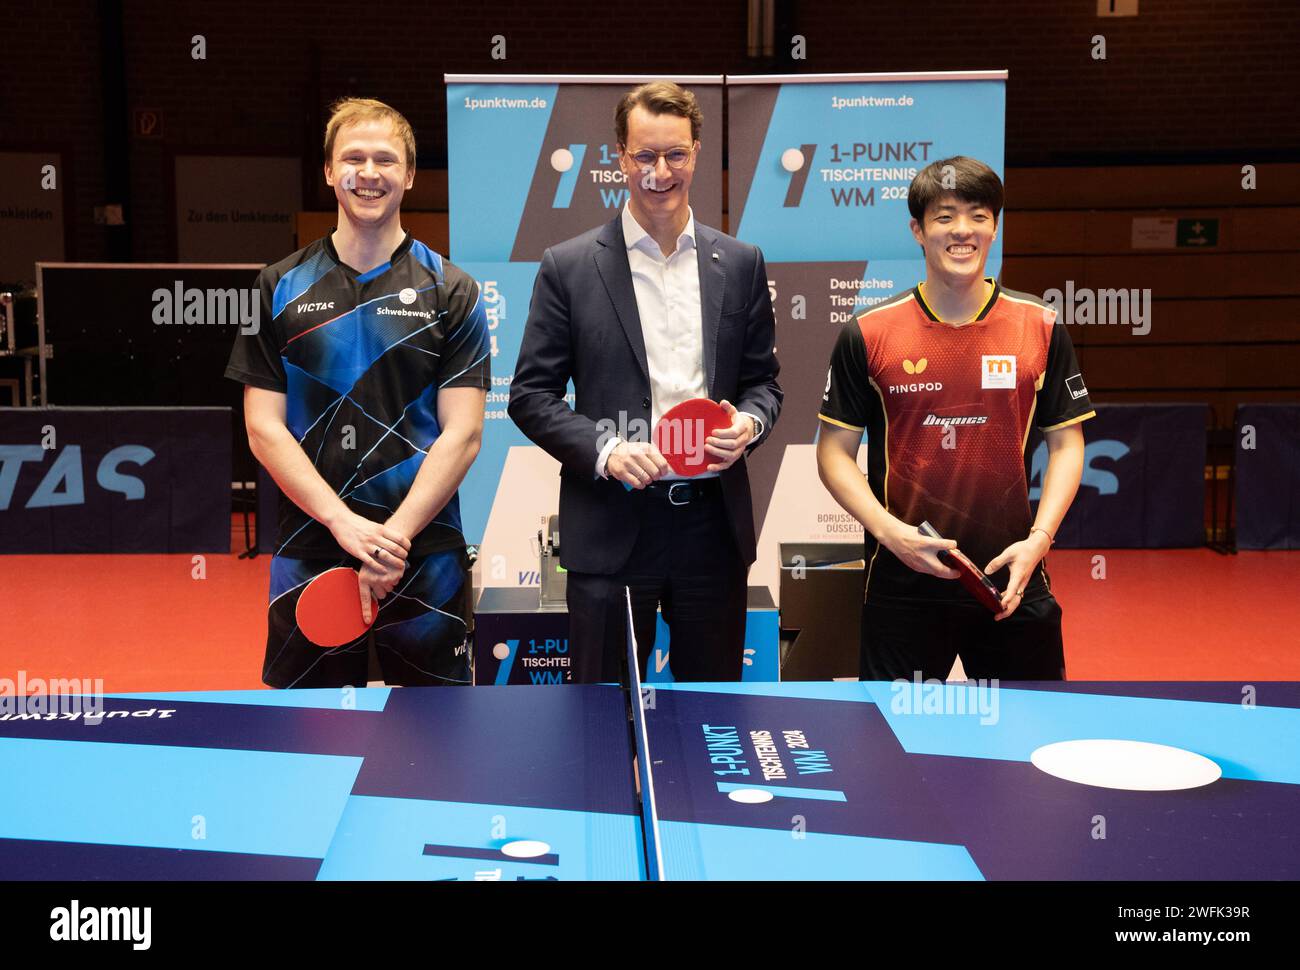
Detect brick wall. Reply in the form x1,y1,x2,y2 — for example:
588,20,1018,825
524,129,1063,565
789,0,1300,162
2,0,1296,262
0,0,104,261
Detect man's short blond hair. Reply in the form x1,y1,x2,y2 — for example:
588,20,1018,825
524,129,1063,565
323,97,417,169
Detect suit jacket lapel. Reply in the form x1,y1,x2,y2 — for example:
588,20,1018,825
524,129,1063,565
696,225,724,397
594,217,649,383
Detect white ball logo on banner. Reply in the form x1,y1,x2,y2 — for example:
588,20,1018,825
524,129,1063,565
780,148,805,173
550,148,574,173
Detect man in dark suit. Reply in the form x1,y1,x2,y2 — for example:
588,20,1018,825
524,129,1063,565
508,81,782,683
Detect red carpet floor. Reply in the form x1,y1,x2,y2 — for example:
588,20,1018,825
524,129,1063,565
0,539,1296,693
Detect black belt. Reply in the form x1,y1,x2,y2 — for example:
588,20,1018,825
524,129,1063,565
643,478,722,505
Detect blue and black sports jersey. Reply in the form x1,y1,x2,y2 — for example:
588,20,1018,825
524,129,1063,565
226,231,490,558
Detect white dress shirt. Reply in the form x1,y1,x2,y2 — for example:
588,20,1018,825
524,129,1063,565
595,204,763,480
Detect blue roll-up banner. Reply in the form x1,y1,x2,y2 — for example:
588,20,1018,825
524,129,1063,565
726,73,1010,597
727,73,1006,265
1235,404,1300,550
0,407,231,553
1025,404,1208,548
445,75,723,585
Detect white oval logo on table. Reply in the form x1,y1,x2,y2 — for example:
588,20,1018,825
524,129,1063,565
727,788,775,804
501,840,550,859
1030,739,1222,791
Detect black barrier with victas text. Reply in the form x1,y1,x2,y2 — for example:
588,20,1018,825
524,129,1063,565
0,407,231,553
1025,403,1208,548
1235,404,1300,551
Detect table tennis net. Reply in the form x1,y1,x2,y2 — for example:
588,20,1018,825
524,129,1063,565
625,587,665,881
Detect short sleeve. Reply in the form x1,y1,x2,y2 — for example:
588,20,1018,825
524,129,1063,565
1036,322,1096,431
818,321,874,434
438,274,492,390
224,268,286,392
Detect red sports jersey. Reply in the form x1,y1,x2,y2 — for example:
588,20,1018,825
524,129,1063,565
819,279,1095,605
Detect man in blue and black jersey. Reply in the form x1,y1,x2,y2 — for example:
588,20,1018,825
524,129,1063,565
226,98,489,688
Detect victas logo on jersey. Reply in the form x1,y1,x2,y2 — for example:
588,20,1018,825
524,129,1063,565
981,355,1016,389
296,301,336,314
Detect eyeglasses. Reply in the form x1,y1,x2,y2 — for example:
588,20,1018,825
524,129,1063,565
625,144,697,170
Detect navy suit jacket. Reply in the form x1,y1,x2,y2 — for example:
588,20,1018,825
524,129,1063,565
507,214,783,574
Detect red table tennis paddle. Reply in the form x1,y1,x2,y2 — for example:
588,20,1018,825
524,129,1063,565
295,567,375,647
653,398,733,477
918,520,1005,613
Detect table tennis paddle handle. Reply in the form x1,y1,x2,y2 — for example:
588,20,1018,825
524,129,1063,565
918,521,1004,613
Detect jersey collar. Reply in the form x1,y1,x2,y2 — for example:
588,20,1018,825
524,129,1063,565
324,229,414,279
914,278,1000,327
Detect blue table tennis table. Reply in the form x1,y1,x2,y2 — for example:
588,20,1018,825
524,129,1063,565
1,681,1297,880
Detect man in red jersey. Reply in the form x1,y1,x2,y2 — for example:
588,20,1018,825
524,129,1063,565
816,156,1094,681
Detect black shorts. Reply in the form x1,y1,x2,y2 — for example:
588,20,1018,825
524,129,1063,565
860,594,1066,682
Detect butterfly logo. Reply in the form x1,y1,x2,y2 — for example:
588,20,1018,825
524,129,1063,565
903,358,928,375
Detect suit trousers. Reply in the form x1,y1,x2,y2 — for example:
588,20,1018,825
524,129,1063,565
565,484,748,684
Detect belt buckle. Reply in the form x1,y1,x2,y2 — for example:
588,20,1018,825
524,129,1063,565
667,482,691,506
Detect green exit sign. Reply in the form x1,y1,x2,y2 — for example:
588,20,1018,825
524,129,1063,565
1177,218,1219,247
